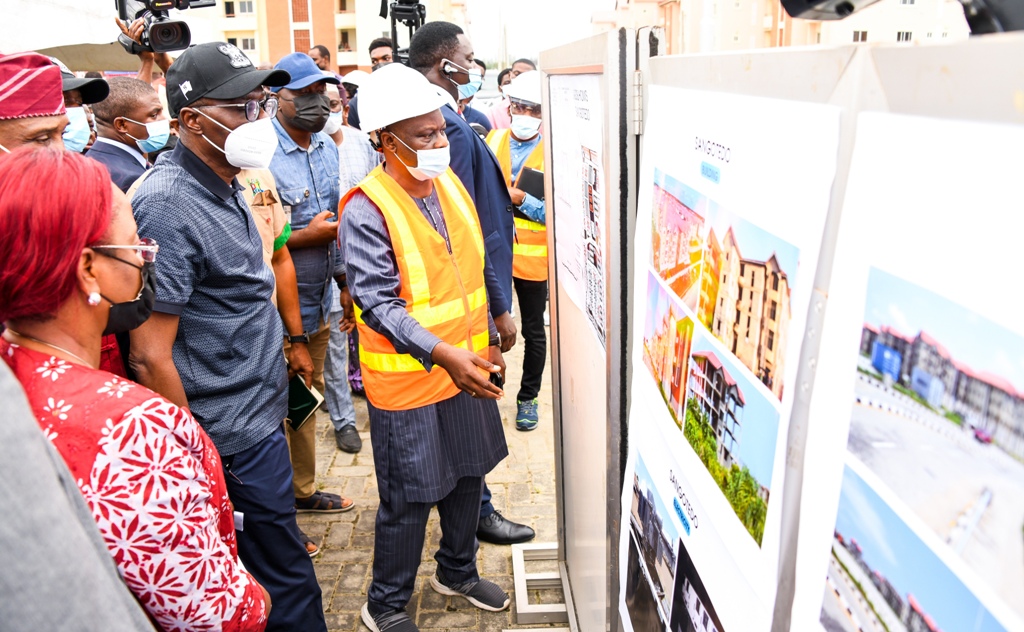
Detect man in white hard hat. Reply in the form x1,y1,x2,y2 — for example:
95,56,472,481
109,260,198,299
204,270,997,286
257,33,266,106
485,70,548,432
338,62,511,632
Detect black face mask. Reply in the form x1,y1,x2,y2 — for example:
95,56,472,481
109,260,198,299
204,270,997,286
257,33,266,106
289,93,331,133
102,261,156,335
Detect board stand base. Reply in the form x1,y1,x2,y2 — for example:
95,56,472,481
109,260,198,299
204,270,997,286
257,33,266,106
510,542,577,630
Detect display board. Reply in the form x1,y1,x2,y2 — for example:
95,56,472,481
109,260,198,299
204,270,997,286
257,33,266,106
793,111,1024,632
618,86,840,632
549,73,609,349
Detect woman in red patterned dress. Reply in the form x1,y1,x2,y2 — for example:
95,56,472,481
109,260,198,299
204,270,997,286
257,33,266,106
0,147,271,631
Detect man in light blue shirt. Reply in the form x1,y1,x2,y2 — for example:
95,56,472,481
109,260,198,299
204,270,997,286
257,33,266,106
269,53,354,521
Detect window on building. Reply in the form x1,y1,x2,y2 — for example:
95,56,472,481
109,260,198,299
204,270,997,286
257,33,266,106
817,32,822,44
768,330,775,351
770,300,777,320
942,31,949,37
750,269,755,284
339,30,351,51
852,30,868,42
773,273,779,290
927,32,932,37
227,37,237,46
733,32,739,42
746,315,751,329
339,0,350,10
749,289,753,301
224,1,235,17
292,0,309,22
740,263,745,278
241,37,256,51
293,29,310,53
735,310,741,324
238,0,253,13
897,31,912,41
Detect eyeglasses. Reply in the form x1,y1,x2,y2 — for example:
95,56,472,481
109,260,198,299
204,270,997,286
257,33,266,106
194,97,278,123
91,237,159,263
510,99,541,116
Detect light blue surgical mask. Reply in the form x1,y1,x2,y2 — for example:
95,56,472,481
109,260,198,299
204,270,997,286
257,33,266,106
443,59,483,101
124,117,170,154
63,107,92,153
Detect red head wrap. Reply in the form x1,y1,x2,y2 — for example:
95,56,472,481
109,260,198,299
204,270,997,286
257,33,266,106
0,52,66,121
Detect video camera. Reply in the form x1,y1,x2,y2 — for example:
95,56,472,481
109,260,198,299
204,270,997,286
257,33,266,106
379,0,426,66
115,0,215,53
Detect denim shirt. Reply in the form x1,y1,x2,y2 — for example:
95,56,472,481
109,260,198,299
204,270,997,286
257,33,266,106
510,134,545,224
270,118,343,332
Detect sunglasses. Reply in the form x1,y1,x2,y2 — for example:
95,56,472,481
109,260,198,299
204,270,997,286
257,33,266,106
193,97,279,123
92,237,159,263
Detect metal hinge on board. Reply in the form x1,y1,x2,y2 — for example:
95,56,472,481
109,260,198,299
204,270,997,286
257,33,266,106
632,69,643,136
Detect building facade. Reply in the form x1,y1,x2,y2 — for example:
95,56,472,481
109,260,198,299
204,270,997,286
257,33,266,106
688,350,745,467
185,0,467,71
592,0,968,55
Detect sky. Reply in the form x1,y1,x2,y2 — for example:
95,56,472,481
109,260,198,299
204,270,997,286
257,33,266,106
464,0,616,63
863,267,1024,393
689,334,780,490
834,467,1004,632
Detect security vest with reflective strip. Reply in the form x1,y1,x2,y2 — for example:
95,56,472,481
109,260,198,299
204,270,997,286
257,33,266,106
485,128,548,281
340,165,490,411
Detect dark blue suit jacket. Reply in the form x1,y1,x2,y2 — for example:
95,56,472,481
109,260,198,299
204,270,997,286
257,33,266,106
442,103,513,316
348,94,361,130
463,105,492,133
86,141,147,193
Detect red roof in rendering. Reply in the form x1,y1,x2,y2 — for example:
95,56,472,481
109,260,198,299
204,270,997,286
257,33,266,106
953,360,1021,398
879,325,913,342
863,323,879,334
907,594,942,632
692,350,746,405
917,330,951,359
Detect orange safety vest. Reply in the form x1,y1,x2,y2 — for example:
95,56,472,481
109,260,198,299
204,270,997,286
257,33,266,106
340,166,490,411
485,128,548,282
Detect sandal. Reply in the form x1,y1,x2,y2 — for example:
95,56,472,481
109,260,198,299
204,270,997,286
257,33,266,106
299,529,319,557
295,490,355,514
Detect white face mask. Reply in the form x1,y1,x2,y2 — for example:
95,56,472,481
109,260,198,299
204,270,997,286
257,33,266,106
194,109,279,169
511,114,542,140
389,132,450,181
322,111,343,136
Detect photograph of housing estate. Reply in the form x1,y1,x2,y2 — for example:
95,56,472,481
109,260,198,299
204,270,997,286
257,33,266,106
697,208,798,402
650,169,706,313
627,457,680,630
669,537,725,632
682,335,780,546
820,466,1005,632
644,271,696,429
848,267,1024,616
582,145,606,343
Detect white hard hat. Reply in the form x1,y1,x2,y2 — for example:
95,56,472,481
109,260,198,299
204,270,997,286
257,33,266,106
357,62,448,132
341,69,370,87
505,70,541,105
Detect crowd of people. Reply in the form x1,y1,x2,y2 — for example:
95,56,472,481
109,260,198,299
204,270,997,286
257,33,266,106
0,17,549,632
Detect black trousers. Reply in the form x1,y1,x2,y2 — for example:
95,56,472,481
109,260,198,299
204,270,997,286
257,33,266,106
513,277,548,402
222,425,327,632
368,475,483,613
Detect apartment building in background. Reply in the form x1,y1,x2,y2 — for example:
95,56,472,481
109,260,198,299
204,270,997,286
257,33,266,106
592,0,968,54
185,0,467,72
687,349,745,469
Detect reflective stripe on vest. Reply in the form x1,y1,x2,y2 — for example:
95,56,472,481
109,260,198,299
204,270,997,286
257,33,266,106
512,216,548,281
340,166,490,411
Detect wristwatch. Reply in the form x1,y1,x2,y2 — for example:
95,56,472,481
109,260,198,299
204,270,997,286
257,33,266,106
287,332,310,344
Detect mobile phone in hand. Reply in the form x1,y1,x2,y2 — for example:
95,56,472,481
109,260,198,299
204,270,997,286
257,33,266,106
489,371,504,390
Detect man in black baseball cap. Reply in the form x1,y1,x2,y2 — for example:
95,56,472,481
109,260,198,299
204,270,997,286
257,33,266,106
50,57,108,153
129,42,329,632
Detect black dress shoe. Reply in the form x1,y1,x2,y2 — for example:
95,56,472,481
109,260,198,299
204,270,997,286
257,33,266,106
476,510,536,545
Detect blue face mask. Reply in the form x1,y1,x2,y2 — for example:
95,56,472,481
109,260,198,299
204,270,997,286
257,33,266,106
443,59,483,101
124,117,170,154
63,107,92,153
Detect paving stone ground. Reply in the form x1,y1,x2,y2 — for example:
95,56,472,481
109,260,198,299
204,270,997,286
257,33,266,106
298,314,566,631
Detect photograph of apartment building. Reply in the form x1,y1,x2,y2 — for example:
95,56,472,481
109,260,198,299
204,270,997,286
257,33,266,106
628,457,681,629
858,269,1024,459
644,271,696,428
583,145,607,342
700,214,797,402
650,169,707,312
669,537,725,632
683,335,780,545
821,466,1004,632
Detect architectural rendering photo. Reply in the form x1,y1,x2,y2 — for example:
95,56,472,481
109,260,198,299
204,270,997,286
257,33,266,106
682,335,780,546
644,271,696,430
820,466,1006,632
669,536,725,632
650,169,706,313
629,457,680,627
848,267,1024,617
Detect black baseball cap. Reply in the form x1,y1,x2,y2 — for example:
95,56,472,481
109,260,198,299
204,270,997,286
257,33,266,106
166,42,290,117
48,57,109,104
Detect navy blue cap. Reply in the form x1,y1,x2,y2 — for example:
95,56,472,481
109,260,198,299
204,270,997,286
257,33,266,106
271,53,340,93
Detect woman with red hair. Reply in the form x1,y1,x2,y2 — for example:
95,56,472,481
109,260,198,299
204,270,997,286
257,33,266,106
0,147,271,632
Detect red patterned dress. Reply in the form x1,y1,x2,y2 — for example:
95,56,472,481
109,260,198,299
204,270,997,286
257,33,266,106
2,340,268,632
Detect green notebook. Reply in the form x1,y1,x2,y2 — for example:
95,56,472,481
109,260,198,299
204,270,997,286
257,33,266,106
286,375,324,432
